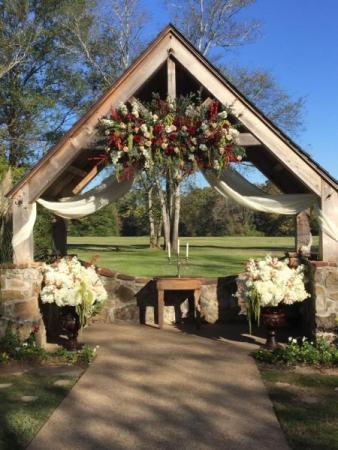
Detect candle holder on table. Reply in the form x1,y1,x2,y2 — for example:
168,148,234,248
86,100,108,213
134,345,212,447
167,242,189,278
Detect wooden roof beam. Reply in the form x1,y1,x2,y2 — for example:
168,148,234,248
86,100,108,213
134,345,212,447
67,165,87,178
72,164,100,195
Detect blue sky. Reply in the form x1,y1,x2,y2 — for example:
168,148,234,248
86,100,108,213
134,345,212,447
139,0,338,181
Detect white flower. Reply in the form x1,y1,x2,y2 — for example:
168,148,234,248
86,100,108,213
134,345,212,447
199,144,208,151
185,105,195,117
118,102,128,116
218,111,228,119
123,146,129,152
165,124,177,133
100,118,115,127
152,114,159,121
119,122,126,129
181,125,188,132
140,124,148,133
161,142,168,149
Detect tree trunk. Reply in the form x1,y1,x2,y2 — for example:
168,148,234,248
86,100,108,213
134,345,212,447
148,186,157,248
171,183,180,253
157,180,170,250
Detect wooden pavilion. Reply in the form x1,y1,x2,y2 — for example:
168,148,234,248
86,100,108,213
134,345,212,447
6,24,338,264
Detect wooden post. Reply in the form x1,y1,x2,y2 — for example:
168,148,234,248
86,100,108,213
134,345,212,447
319,180,338,262
52,216,67,257
295,209,311,256
12,186,34,263
167,56,176,98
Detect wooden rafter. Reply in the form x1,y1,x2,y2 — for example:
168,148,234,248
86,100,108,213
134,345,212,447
72,164,100,195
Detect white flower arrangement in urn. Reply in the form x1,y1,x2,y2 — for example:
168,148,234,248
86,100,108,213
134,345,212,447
236,255,310,338
40,256,107,330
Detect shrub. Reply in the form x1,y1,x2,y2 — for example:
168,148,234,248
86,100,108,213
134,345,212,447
254,337,338,367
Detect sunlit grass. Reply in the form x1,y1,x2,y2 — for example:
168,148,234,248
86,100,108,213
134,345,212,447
67,236,315,277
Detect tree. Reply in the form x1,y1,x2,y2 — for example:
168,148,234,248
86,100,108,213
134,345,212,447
223,67,305,135
0,0,99,167
0,0,42,80
166,0,259,57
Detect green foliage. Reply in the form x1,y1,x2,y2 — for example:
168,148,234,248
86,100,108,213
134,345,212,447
53,345,97,364
116,190,148,236
0,323,97,365
0,323,47,362
254,337,338,367
33,204,53,260
68,203,119,236
77,344,97,364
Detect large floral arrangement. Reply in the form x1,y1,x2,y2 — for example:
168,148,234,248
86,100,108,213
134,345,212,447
40,257,107,329
236,255,310,332
97,95,245,179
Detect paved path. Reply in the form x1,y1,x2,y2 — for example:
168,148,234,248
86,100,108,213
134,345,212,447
29,323,289,450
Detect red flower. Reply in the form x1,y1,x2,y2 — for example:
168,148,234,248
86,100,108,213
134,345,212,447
111,109,121,121
165,146,175,155
153,124,163,134
187,126,196,135
169,133,177,141
133,135,142,143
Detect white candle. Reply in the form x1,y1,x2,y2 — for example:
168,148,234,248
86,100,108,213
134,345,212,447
168,242,171,258
186,242,189,259
177,239,180,255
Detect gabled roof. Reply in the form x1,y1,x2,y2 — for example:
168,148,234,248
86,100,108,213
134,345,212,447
7,24,338,200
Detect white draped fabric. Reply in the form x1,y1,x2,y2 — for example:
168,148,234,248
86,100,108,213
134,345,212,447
12,166,338,250
37,174,134,219
12,174,135,248
203,169,338,242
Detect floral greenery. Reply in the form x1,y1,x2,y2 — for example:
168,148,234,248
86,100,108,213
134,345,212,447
40,256,107,329
236,255,310,333
0,323,98,365
97,95,245,179
254,337,338,367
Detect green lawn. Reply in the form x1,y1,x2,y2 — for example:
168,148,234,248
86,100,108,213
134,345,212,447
68,235,312,277
260,367,338,450
0,372,79,450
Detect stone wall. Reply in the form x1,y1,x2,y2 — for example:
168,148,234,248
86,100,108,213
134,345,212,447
307,261,338,331
1,259,337,345
0,263,46,345
93,267,239,326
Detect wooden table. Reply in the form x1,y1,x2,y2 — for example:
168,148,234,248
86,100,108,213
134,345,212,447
156,277,202,329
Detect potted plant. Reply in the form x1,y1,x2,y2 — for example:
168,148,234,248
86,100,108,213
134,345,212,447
236,255,310,348
40,256,107,350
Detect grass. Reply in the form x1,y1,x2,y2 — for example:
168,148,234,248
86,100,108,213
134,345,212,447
0,372,79,449
67,235,310,277
259,366,338,450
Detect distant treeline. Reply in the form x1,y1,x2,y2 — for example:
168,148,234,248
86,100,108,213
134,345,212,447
67,185,318,238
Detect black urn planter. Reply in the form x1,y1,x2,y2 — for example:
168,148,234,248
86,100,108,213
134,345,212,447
261,307,287,350
60,307,81,351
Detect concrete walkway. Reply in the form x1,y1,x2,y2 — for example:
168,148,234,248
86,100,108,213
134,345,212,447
29,323,289,450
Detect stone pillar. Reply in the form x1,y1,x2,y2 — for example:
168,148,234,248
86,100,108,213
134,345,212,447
0,263,46,346
308,261,338,331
